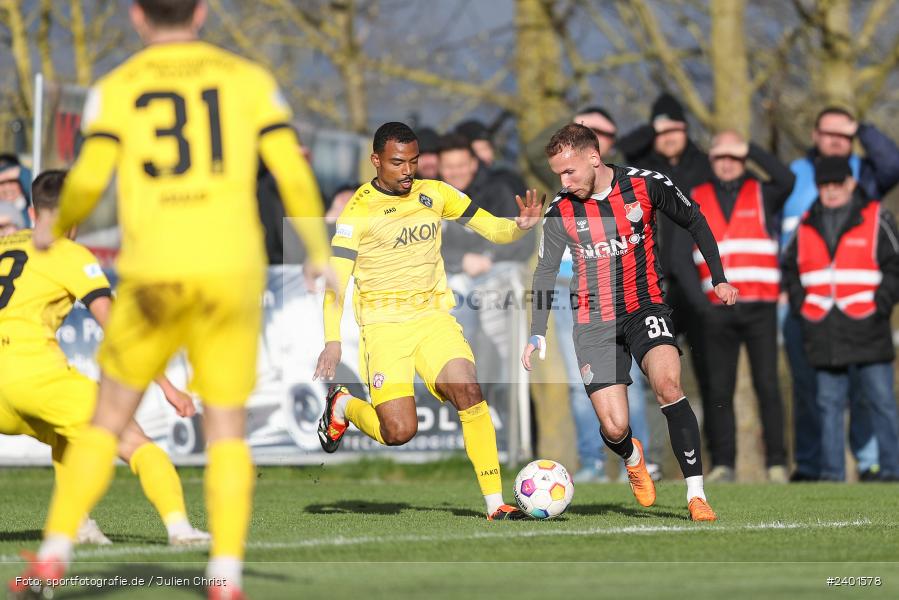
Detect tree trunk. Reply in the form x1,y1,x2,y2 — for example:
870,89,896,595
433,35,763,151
514,0,567,140
332,0,368,134
2,0,34,115
38,0,56,82
818,0,855,110
709,0,751,136
70,0,92,86
515,0,575,465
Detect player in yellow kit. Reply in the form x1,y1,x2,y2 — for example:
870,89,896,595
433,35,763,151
0,170,209,549
314,122,542,520
15,2,331,599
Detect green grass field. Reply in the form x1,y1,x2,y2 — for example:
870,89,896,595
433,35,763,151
1,459,897,599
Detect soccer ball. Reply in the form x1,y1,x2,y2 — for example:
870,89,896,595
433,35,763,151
513,459,574,519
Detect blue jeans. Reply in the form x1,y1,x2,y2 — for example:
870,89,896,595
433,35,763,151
817,362,899,480
555,284,652,468
781,308,879,475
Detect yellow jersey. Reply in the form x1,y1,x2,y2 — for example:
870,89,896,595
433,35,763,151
0,230,111,382
324,178,525,339
55,40,329,278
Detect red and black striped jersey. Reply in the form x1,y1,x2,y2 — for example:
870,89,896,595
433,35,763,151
530,164,726,335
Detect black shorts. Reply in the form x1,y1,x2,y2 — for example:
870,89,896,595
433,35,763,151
572,303,680,395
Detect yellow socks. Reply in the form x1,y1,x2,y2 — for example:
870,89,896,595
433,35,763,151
205,439,254,560
129,442,188,526
44,425,117,540
345,397,385,444
458,401,503,497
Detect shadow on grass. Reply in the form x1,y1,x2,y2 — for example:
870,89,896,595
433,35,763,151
305,500,482,519
104,534,167,545
0,529,43,542
567,503,685,520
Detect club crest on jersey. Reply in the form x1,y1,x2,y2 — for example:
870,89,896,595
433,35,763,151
372,372,385,389
581,364,594,385
576,218,589,232
624,201,643,222
418,193,433,208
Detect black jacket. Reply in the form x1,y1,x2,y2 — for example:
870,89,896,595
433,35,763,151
782,191,899,368
442,164,535,274
616,124,712,287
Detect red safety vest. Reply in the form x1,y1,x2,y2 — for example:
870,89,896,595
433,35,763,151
797,201,881,322
691,179,780,303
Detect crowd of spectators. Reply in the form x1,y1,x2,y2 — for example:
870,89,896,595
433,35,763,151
6,92,898,483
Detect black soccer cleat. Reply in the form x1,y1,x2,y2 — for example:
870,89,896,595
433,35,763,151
318,384,350,453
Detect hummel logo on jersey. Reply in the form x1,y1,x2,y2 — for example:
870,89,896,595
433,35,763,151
576,218,589,232
419,193,433,208
684,449,697,465
626,167,674,186
394,222,438,248
577,233,645,259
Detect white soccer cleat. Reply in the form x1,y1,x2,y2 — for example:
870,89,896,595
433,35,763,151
169,526,212,546
76,518,112,546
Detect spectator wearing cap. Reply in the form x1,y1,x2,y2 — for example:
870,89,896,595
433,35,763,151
782,156,899,482
415,127,441,180
687,131,795,483
781,107,899,482
0,153,32,227
617,93,714,429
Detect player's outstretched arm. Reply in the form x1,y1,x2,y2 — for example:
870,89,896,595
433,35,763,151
153,378,196,418
446,184,544,243
314,255,354,381
259,126,333,283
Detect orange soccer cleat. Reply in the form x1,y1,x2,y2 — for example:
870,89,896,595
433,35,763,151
208,582,247,600
487,504,528,521
688,496,718,522
8,551,66,600
625,439,656,507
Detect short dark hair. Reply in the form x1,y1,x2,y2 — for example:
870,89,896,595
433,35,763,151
545,123,601,158
31,170,68,212
373,122,417,153
815,106,854,129
438,133,475,156
454,119,490,142
136,0,199,27
575,105,617,127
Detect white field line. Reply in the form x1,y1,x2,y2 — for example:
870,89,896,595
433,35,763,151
0,519,873,563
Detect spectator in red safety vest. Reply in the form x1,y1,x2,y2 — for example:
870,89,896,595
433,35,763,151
782,156,899,482
690,130,796,483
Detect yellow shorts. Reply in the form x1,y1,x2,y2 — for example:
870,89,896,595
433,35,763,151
359,311,475,407
0,366,95,443
98,274,265,408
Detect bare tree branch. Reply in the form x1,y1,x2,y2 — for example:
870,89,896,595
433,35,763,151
628,0,713,127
